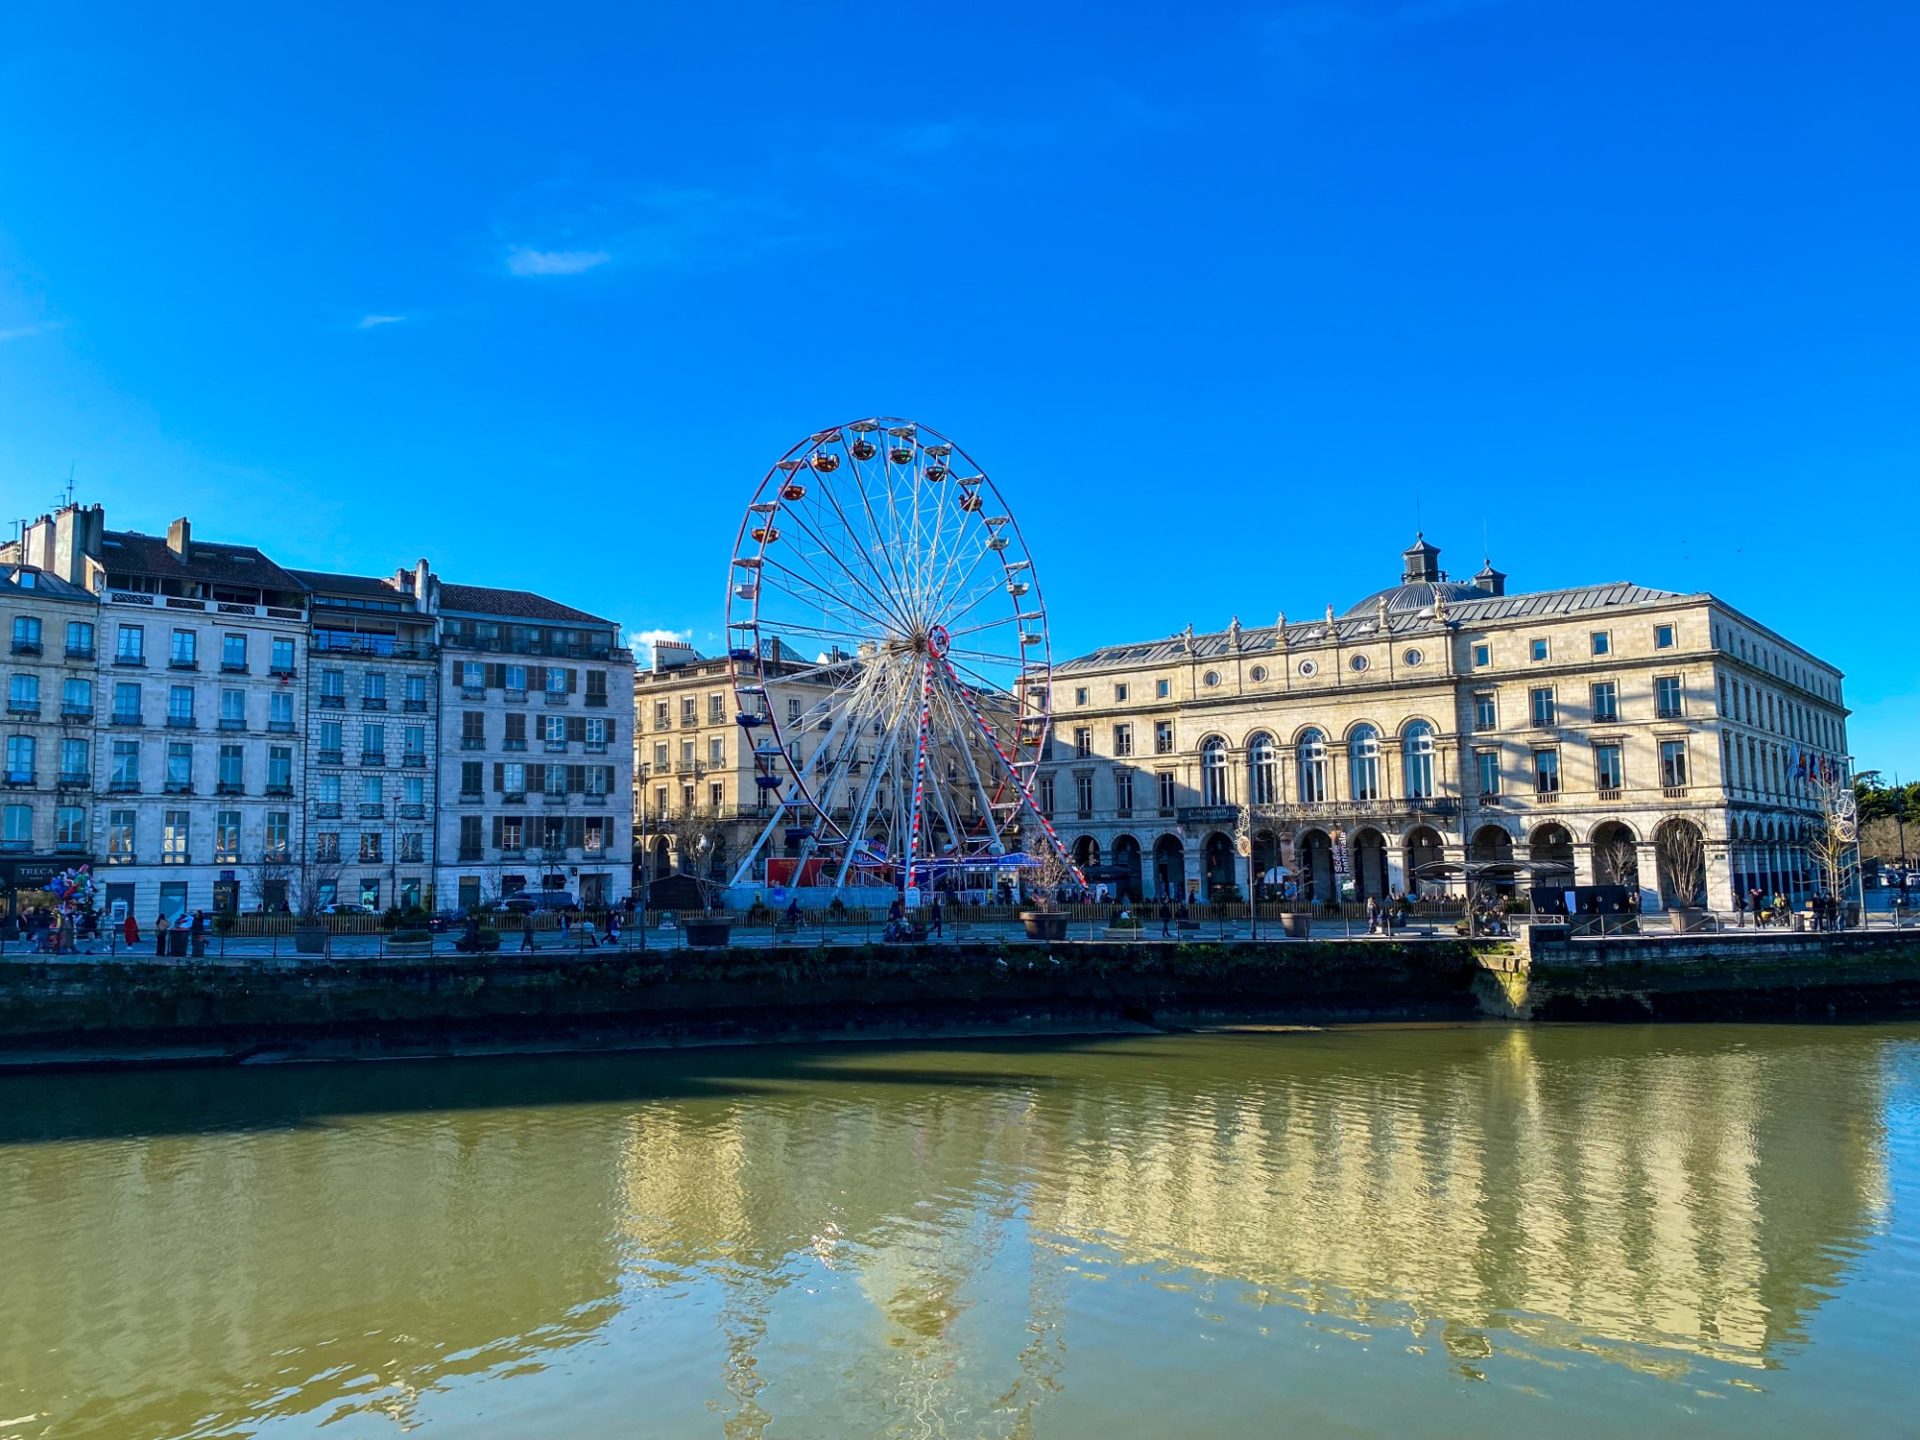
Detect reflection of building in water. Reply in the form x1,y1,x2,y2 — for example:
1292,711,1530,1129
615,1029,1887,1402
0,1068,629,1440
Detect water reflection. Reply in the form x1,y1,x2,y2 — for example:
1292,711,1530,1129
0,1025,1899,1439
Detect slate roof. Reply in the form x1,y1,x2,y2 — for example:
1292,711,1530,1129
100,530,306,593
1,565,96,603
1054,582,1690,674
440,583,612,627
288,568,409,600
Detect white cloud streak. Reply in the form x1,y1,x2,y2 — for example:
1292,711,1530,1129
0,320,64,343
504,245,612,277
630,627,691,666
355,313,407,329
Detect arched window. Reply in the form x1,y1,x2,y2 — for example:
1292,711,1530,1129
1349,724,1380,802
1247,732,1277,806
1403,721,1435,799
1201,736,1230,806
1297,729,1328,804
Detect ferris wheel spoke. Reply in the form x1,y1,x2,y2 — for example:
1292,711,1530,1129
942,612,1025,644
927,546,1005,634
755,554,896,636
770,501,915,631
811,451,915,622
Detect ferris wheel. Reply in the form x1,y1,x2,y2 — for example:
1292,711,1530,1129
723,418,1083,896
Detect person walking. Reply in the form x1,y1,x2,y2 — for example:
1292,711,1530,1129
607,908,622,948
190,910,209,958
121,910,140,950
930,896,944,940
1159,899,1172,938
519,911,536,952
1366,896,1381,935
580,912,600,948
154,912,171,958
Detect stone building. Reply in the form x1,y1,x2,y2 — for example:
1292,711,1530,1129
1,555,103,924
289,565,441,912
435,586,634,911
1043,535,1847,912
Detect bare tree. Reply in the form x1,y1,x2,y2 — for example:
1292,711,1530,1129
676,806,734,913
289,846,347,920
1805,773,1862,913
244,849,293,914
1594,831,1641,892
1654,820,1708,908
1022,832,1071,910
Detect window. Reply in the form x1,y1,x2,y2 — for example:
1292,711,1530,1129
652,741,668,772
1203,670,1221,687
1,804,27,848
1529,638,1549,662
1654,624,1675,649
654,700,670,729
709,693,726,723
680,696,697,724
1037,774,1055,816
321,668,345,703
271,636,297,674
116,624,145,664
1403,722,1435,799
1073,726,1092,759
363,722,386,760
217,744,244,792
461,711,485,748
4,734,34,783
1156,678,1171,700
265,811,290,856
1074,773,1094,817
359,832,383,863
506,664,530,695
170,628,197,667
459,760,483,797
1248,732,1278,805
1591,681,1618,723
215,810,241,862
361,774,384,807
1350,654,1369,673
222,633,248,670
218,689,245,730
709,781,724,810
1296,730,1327,804
544,714,566,748
1533,749,1560,794
1475,748,1501,795
8,616,39,654
1074,687,1088,707
111,740,140,790
364,671,388,708
1660,740,1688,789
8,674,38,712
1529,687,1556,727
59,737,88,781
1349,725,1380,801
501,761,526,796
587,718,609,750
1157,771,1177,809
1115,770,1134,813
679,738,695,767
269,691,294,731
547,667,569,696
268,746,292,791
1250,664,1268,682
1473,691,1496,731
1113,723,1133,757
1472,642,1491,668
168,685,195,725
1114,683,1129,703
1590,631,1610,657
66,620,94,657
63,677,91,716
1594,742,1623,792
165,742,192,791
1655,675,1683,718
404,673,428,710
107,809,135,860
55,805,85,848
318,772,341,807
162,810,190,864
1154,720,1175,754
1202,737,1231,806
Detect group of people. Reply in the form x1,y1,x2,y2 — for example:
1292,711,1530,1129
8,906,95,954
1743,887,1847,930
506,906,625,952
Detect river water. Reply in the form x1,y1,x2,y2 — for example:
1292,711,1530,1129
3,1023,1918,1439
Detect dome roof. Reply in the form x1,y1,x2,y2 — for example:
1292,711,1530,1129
1343,579,1487,618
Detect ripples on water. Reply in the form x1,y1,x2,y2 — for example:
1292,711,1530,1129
2,1023,1918,1439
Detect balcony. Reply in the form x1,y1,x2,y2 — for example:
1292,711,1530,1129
1656,706,1684,720
541,789,568,805
502,791,526,805
112,712,143,727
167,659,199,672
10,639,42,657
6,701,39,717
359,803,385,819
400,802,426,819
270,665,298,680
544,740,568,753
583,793,608,807
362,696,387,711
265,782,295,797
66,645,93,661
218,717,247,732
1534,789,1560,804
586,742,607,754
109,779,141,794
268,720,295,734
502,739,527,753
402,752,427,768
460,685,485,701
113,654,146,668
402,698,428,713
166,715,197,729
318,750,344,766
220,661,250,675
318,694,346,709
53,840,87,855
458,847,483,862
498,846,525,860
0,839,31,854
216,781,245,796
504,688,528,704
163,780,193,795
544,691,568,706
1663,785,1689,800
62,704,93,722
460,737,485,751
316,802,343,819
2,771,34,788
458,791,483,805
586,694,608,708
362,752,387,767
441,633,627,662
57,771,89,789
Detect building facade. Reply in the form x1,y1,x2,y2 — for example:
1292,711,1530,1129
1,559,103,924
436,586,634,912
1042,536,1847,911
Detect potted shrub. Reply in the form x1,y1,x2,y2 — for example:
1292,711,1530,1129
286,852,344,957
1019,842,1072,941
680,829,733,949
1656,821,1709,934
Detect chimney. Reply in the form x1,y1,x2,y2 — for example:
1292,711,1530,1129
20,503,103,587
414,558,433,613
166,516,192,560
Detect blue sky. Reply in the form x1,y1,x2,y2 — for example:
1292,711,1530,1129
2,1,1915,772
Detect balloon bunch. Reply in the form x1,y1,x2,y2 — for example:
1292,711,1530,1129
44,864,96,908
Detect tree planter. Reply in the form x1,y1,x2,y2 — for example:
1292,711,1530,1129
1020,911,1068,941
1667,906,1706,935
1279,912,1312,939
293,925,330,956
684,920,733,949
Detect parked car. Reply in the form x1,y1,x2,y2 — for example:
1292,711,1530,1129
500,891,577,914
425,908,469,933
322,901,376,916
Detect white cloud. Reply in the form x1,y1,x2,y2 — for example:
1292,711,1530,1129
504,245,611,277
355,313,406,329
0,320,64,343
630,627,691,666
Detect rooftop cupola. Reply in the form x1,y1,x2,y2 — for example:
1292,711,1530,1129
1401,532,1441,583
1473,558,1507,597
